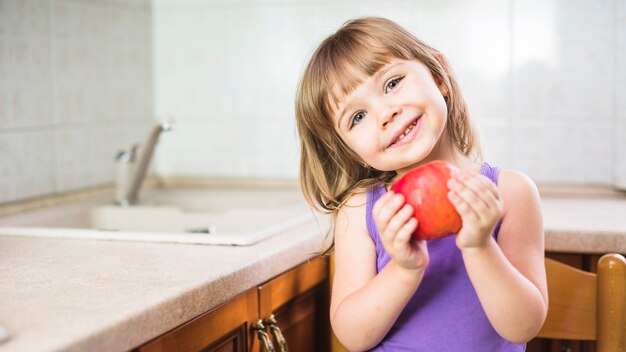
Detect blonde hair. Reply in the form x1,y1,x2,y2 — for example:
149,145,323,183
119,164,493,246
295,17,481,214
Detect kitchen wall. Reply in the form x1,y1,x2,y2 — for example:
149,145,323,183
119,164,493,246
2,0,625,205
153,0,626,187
0,0,154,204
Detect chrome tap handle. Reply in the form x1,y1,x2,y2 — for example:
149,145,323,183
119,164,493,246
123,119,175,205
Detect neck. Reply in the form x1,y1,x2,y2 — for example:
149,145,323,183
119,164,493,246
395,133,480,179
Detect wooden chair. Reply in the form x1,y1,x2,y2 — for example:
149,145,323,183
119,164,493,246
537,253,626,351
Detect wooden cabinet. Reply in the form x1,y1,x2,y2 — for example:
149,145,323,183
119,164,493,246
134,256,330,352
258,256,330,352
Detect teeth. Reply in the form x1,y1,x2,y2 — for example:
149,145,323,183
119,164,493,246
394,120,418,143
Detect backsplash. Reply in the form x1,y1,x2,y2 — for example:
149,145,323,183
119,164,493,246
0,0,154,203
1,0,625,204
153,0,626,187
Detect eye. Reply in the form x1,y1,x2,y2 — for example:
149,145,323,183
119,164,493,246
385,76,403,94
350,111,367,128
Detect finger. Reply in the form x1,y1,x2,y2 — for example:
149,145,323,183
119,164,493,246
375,193,406,226
380,203,413,244
372,191,395,216
448,189,479,222
373,191,398,217
447,178,490,213
456,173,503,217
392,218,418,253
385,204,414,236
394,217,417,246
454,171,500,201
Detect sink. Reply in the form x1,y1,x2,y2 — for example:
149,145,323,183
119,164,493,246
0,186,315,246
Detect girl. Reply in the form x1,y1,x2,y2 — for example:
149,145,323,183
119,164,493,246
295,17,547,351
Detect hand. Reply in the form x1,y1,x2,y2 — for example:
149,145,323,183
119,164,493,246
447,170,504,250
372,191,429,271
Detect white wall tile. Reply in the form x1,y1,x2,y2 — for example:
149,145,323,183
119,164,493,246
619,0,626,115
614,114,626,189
0,130,56,203
55,0,108,124
153,6,231,120
477,118,513,169
155,120,241,177
55,1,153,124
152,0,623,187
511,119,574,182
581,120,613,183
4,0,625,204
0,0,153,204
55,125,103,192
317,0,413,34
511,119,612,184
0,0,54,129
155,119,299,179
413,0,513,122
513,0,615,121
614,0,626,188
54,121,153,193
236,120,299,178
227,3,321,122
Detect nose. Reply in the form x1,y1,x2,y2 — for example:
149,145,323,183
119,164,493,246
380,104,401,129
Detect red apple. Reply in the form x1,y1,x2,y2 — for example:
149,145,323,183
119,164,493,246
390,160,462,241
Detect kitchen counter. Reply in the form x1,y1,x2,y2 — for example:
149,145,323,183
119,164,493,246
540,186,626,254
0,186,625,352
0,213,330,352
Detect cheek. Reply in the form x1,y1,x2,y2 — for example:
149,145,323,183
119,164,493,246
427,90,448,127
335,128,369,159
345,130,379,160
349,137,375,157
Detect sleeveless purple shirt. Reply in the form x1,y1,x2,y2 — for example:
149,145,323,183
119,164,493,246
365,162,524,351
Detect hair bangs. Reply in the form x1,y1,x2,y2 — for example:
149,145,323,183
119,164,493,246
317,34,394,120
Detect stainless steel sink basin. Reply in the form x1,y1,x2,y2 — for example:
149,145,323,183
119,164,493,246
0,186,315,246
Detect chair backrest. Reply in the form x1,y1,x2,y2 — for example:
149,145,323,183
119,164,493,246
537,253,626,352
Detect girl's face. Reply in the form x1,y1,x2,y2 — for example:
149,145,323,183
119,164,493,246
332,58,449,175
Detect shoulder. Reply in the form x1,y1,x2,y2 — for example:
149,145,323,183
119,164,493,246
343,188,369,208
497,169,541,216
495,169,544,253
335,190,369,237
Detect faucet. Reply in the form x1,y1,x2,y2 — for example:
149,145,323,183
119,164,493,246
115,120,175,206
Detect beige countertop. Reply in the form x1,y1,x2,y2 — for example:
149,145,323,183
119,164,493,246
539,186,626,254
0,185,625,352
0,213,330,352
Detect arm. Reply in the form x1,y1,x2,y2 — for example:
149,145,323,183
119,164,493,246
448,169,548,343
330,191,428,351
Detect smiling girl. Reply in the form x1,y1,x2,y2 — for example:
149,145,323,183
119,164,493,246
295,17,548,351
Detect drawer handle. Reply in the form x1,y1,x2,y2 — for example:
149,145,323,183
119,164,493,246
265,314,288,352
252,320,276,352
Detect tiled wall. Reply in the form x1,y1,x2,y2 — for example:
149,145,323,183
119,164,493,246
2,0,626,205
0,0,154,203
153,0,626,187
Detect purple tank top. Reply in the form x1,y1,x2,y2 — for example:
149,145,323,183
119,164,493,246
365,162,524,351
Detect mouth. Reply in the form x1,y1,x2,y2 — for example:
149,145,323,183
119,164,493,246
388,115,422,148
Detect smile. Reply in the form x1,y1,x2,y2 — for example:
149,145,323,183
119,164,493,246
389,116,422,148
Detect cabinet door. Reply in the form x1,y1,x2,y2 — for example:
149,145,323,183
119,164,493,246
136,289,259,352
258,256,330,352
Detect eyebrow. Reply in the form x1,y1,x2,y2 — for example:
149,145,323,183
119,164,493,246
336,62,403,129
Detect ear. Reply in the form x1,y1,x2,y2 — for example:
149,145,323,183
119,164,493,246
433,75,449,97
438,81,449,98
